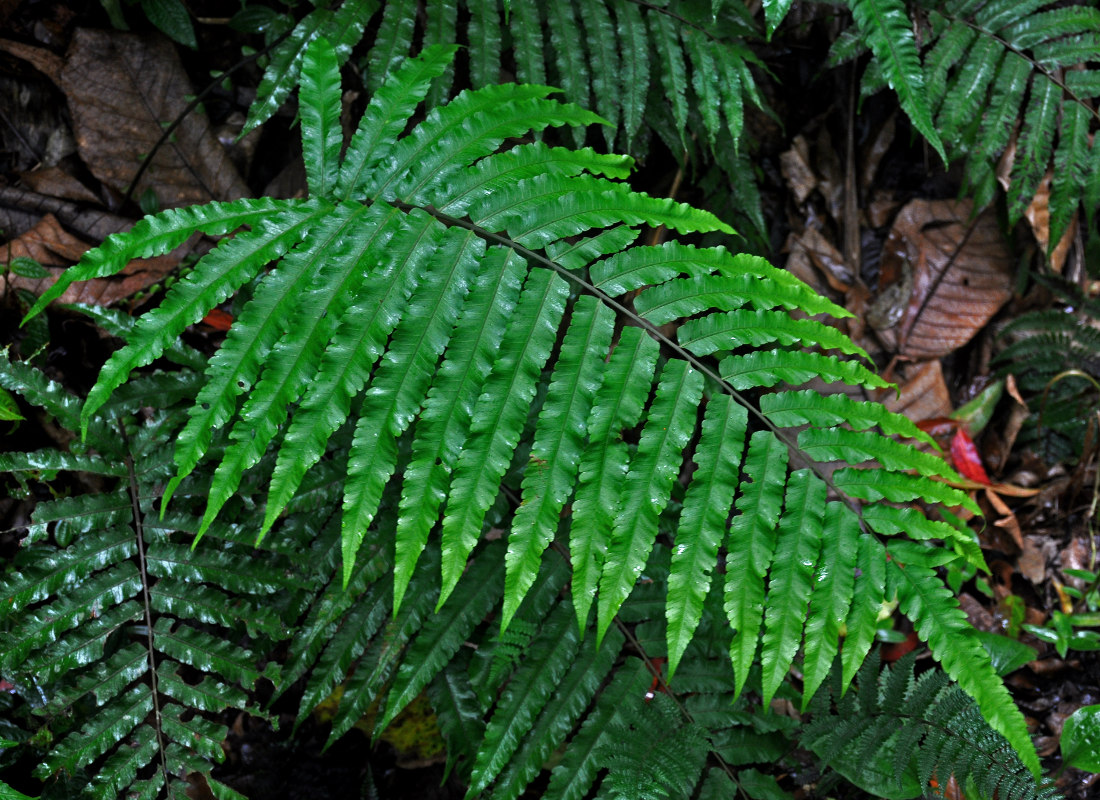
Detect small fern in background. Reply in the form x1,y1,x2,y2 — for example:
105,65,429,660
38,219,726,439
808,0,1100,251
0,7,1082,797
996,274,1100,462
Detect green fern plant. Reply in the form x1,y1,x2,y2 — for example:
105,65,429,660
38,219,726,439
3,29,1073,798
0,342,293,798
995,273,1100,461
801,0,1100,252
803,651,1061,800
239,0,770,242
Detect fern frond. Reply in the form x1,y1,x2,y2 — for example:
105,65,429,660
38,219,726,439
467,604,580,796
439,269,569,605
392,249,524,609
666,395,747,679
759,389,937,446
543,660,653,800
300,36,342,199
570,325,660,630
801,502,859,710
726,431,789,697
890,560,1039,776
849,0,947,163
503,296,614,628
610,0,648,148
678,309,870,359
597,360,703,642
720,350,891,392
340,224,481,585
761,469,826,705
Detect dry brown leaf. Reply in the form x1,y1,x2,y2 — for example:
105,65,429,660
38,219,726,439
877,359,953,424
1021,171,1077,273
59,29,249,207
0,185,131,242
779,134,816,205
859,112,895,196
879,199,1014,359
19,166,100,204
797,227,855,292
985,487,1025,550
1,213,185,306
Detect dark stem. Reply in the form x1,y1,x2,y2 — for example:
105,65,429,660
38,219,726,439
118,419,170,789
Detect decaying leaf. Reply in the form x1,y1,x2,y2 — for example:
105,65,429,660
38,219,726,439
59,29,250,206
876,199,1014,359
1,213,183,306
878,359,953,424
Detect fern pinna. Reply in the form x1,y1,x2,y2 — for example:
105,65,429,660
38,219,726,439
6,36,1055,798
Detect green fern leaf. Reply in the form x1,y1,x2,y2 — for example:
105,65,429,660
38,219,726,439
503,296,614,628
685,31,723,147
1008,73,1059,223
720,350,891,392
300,37,342,199
570,326,660,630
27,198,294,319
830,466,975,512
38,686,152,775
545,0,591,148
0,349,82,431
890,560,1040,776
801,502,859,710
841,534,887,689
965,51,1030,208
666,395,747,680
428,655,486,781
597,360,703,642
759,389,936,447
424,0,458,106
200,202,407,539
157,662,248,713
635,273,848,327
467,604,580,797
726,431,788,697
489,625,626,800
610,0,649,148
341,225,481,586
468,0,502,88
97,200,329,460
578,0,621,150
260,207,424,542
679,309,870,359
243,0,375,136
378,544,504,734
1049,99,1090,250
364,0,417,92
761,469,825,706
509,0,547,86
937,36,1001,145
392,249,524,610
797,427,960,481
337,43,458,201
849,0,947,164
650,9,689,147
543,660,652,800
762,0,794,37
375,86,605,202
153,619,265,688
924,22,977,114
440,270,569,605
439,142,633,217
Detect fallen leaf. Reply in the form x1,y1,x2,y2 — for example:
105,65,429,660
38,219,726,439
951,428,992,484
0,185,132,242
1021,171,1077,273
878,359,953,425
984,487,1023,549
56,29,249,207
19,166,101,204
878,199,1014,359
779,134,816,205
1,213,185,306
797,227,855,292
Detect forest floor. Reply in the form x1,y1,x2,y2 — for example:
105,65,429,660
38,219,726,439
0,2,1098,799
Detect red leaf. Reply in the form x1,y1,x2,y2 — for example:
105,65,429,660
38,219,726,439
202,308,234,331
950,428,990,485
